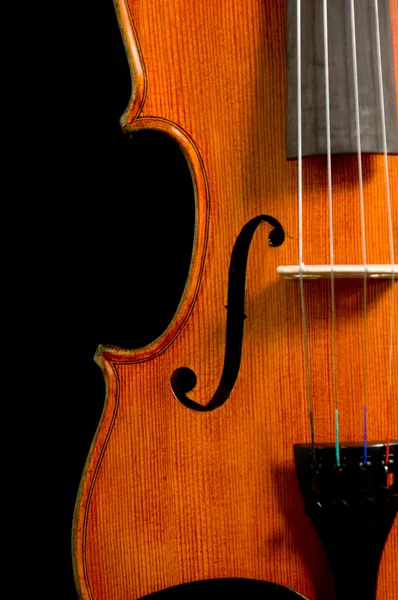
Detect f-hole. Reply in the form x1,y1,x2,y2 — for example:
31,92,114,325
170,215,285,412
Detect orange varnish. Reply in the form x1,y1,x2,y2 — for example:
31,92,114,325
73,2,398,599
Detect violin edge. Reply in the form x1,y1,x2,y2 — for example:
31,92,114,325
95,116,210,366
72,359,117,600
113,0,146,129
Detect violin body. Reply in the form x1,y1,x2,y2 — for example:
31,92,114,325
73,1,398,598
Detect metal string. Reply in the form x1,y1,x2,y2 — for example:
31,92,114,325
349,0,369,465
373,0,395,469
323,0,340,467
297,0,315,451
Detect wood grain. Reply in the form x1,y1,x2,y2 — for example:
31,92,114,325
73,1,398,598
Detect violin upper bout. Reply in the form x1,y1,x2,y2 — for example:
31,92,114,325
113,0,146,129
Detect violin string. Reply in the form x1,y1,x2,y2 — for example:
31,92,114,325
374,0,395,469
349,0,368,465
323,0,340,467
297,0,315,452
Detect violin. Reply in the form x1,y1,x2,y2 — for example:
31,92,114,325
73,1,398,598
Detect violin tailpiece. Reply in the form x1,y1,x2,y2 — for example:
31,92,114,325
294,442,398,600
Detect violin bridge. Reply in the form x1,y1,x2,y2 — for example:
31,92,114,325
277,264,398,280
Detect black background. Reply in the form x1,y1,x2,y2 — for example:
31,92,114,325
67,3,194,597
